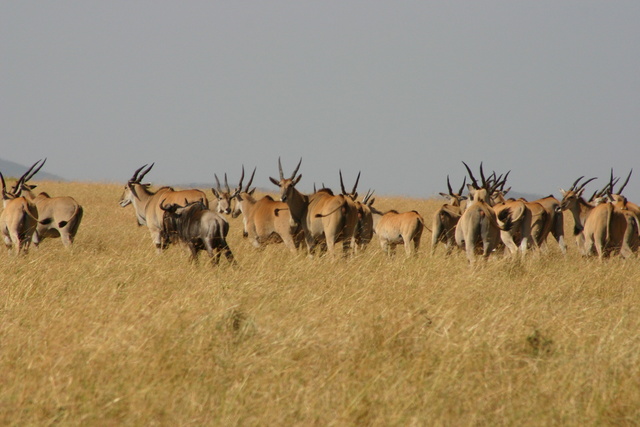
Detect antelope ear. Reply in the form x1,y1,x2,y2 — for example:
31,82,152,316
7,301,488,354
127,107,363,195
460,196,468,201
559,188,567,196
576,188,585,198
438,192,449,198
466,184,475,192
269,177,280,186
249,188,256,196
293,175,302,186
211,188,220,198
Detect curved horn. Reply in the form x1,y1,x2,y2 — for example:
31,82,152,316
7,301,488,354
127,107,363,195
458,177,466,195
577,177,597,192
214,174,222,191
339,170,347,195
569,176,585,191
462,161,479,189
351,171,361,196
22,158,46,184
278,157,285,180
245,167,256,192
0,171,6,197
137,163,154,182
237,166,245,191
362,189,375,204
290,158,302,180
224,173,230,193
617,169,632,195
479,162,487,188
130,164,148,182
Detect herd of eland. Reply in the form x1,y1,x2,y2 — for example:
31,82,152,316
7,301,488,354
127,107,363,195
2,158,639,265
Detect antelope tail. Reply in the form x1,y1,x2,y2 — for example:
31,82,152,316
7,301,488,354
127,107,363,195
497,208,513,232
605,203,613,246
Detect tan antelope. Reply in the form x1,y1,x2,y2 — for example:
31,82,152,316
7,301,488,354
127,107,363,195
269,158,358,257
530,195,566,254
119,163,209,251
560,176,638,258
338,170,370,254
431,176,466,255
455,162,512,264
492,195,549,256
1,170,39,254
160,200,234,264
231,166,302,253
353,189,375,252
368,201,424,256
212,173,235,215
11,159,83,248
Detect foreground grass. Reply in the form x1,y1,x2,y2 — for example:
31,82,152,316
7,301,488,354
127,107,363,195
1,182,639,425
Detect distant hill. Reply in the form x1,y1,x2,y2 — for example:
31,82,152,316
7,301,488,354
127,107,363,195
0,158,65,181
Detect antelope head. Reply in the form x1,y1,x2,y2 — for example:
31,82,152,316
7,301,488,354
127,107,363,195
119,163,154,207
212,173,234,215
269,157,302,203
438,175,467,207
231,165,256,218
339,170,360,201
559,175,597,211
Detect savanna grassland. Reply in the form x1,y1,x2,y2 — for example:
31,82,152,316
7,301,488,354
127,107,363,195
1,181,640,426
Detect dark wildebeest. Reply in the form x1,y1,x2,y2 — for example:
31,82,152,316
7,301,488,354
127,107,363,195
160,200,234,264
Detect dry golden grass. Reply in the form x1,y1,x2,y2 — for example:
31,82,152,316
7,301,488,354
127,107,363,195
2,181,640,425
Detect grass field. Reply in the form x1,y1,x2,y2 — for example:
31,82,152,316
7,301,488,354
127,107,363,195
1,181,639,425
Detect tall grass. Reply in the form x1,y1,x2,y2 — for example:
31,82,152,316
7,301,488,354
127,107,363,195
1,182,639,425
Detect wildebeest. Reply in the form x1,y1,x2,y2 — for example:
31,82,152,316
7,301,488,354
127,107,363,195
160,200,234,264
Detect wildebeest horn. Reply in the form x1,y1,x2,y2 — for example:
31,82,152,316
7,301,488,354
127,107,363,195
462,161,479,189
137,163,154,182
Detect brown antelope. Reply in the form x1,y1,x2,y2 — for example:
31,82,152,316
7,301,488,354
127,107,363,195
11,159,83,248
1,170,39,254
119,163,209,251
455,162,512,264
231,166,302,253
212,173,235,215
160,200,234,264
369,201,424,256
353,189,375,252
492,190,549,256
530,195,566,254
560,176,638,258
431,176,466,255
269,158,358,257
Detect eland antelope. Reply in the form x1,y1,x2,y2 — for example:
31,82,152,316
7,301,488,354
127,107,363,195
212,173,235,215
1,170,39,254
11,159,83,248
368,201,424,256
431,176,466,255
231,166,302,253
119,163,209,251
560,176,639,258
269,158,358,257
455,162,512,264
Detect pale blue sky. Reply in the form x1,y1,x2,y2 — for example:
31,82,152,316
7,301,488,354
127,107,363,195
2,1,639,199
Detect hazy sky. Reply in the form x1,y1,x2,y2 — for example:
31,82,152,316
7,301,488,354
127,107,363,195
2,1,640,200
